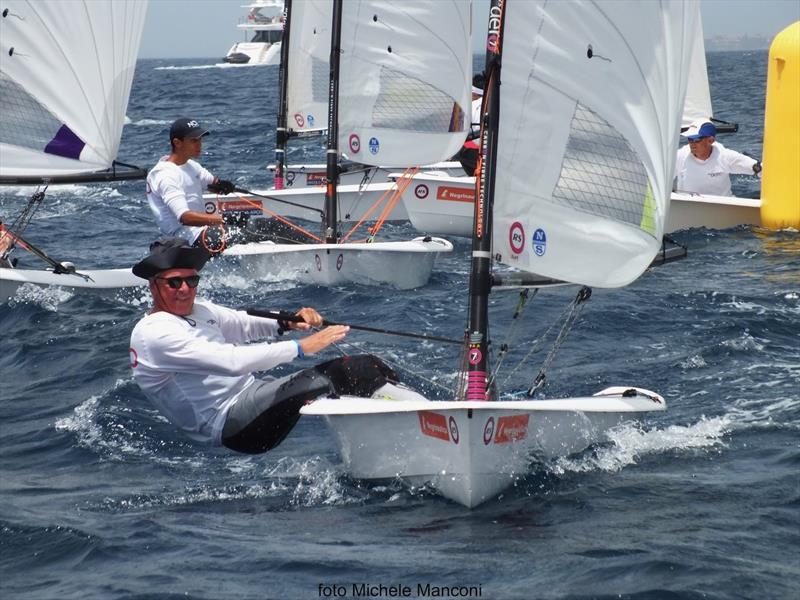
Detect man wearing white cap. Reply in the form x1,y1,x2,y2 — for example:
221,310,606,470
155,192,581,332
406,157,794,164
675,119,762,196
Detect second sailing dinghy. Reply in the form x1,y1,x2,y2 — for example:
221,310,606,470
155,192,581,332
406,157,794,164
0,0,148,302
219,0,471,288
301,0,696,507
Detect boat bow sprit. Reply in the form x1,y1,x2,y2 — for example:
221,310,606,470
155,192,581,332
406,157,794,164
301,0,696,507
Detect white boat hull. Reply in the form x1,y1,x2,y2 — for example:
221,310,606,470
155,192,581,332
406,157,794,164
397,173,763,237
0,267,144,303
301,385,666,508
221,237,452,289
219,41,282,67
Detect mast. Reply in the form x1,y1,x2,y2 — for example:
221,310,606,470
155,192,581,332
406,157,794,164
323,0,343,244
463,0,505,402
273,0,293,190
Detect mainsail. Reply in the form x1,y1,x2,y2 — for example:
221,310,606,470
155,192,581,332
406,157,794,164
490,0,696,288
0,0,147,180
337,0,472,167
285,0,331,136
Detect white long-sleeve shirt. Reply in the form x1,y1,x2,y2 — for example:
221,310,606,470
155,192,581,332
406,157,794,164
130,300,299,444
675,142,759,197
146,158,215,243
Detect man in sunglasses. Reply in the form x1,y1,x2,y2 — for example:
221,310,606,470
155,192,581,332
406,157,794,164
675,119,762,196
128,237,393,454
146,118,238,251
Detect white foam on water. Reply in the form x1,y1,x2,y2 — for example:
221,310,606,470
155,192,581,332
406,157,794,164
128,118,172,126
7,283,74,311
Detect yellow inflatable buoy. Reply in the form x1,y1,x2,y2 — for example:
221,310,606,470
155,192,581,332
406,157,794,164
761,21,800,229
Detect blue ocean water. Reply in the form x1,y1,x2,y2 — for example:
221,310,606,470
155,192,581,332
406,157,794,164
1,51,798,600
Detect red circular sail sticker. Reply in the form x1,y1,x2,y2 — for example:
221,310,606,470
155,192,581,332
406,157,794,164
349,134,361,154
468,348,482,365
414,184,429,199
294,113,305,128
509,221,525,254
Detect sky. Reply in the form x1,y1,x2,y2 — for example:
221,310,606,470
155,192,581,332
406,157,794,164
139,0,800,59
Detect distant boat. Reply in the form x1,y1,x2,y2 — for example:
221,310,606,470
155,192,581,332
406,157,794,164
0,0,149,303
220,1,283,67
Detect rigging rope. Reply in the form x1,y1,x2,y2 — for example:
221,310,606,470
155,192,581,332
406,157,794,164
487,288,537,389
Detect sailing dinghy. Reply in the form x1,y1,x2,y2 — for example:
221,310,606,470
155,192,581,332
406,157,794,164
301,0,696,507
0,0,149,303
215,0,469,289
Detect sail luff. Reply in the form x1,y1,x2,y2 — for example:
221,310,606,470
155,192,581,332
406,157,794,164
463,0,506,403
323,0,344,243
274,0,292,189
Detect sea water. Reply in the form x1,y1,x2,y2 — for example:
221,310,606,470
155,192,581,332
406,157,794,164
1,52,798,600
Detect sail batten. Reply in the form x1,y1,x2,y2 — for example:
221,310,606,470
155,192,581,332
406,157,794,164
0,0,147,179
492,0,696,288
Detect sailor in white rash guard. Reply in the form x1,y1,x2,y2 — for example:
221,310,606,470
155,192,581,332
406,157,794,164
146,118,237,248
129,237,359,453
675,119,762,197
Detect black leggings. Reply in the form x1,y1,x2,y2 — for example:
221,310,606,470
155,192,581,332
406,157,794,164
221,354,399,454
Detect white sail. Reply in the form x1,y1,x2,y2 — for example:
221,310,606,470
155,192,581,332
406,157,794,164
683,8,713,128
337,0,472,166
0,0,147,178
286,0,330,135
492,0,696,288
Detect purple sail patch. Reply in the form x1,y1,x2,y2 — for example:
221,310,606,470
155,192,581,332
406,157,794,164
44,125,85,160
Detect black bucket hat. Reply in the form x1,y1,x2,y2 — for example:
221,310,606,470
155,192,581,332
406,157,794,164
132,237,211,280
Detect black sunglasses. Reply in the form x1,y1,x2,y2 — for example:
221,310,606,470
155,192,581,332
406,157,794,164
156,275,201,289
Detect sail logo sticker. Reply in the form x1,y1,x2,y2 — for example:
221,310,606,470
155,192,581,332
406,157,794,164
509,221,525,254
419,411,450,442
494,415,530,444
368,137,380,155
336,254,343,271
294,113,305,128
448,416,459,444
314,254,322,271
436,186,474,203
414,184,429,199
306,172,327,186
307,114,315,127
204,202,217,214
483,417,495,445
220,200,262,214
349,134,361,154
469,348,482,365
532,228,547,256
129,348,138,368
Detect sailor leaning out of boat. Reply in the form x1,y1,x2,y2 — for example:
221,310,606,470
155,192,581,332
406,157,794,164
145,117,239,252
129,237,398,453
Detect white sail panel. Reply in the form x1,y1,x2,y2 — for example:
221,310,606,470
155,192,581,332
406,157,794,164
286,0,330,135
338,0,471,166
0,0,147,178
492,0,696,288
682,8,713,128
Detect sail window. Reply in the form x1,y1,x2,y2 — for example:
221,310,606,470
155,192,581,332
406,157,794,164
311,56,328,104
551,103,655,236
372,67,465,133
0,72,66,154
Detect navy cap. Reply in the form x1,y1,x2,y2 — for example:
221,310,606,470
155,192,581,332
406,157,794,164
169,118,209,141
682,119,716,141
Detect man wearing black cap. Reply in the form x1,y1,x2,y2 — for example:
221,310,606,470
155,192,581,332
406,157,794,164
129,237,353,452
675,119,762,196
145,118,237,250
